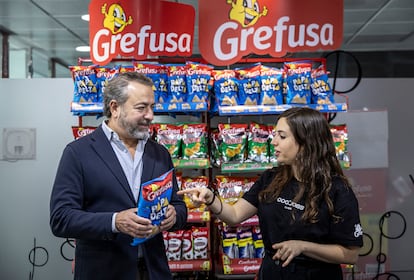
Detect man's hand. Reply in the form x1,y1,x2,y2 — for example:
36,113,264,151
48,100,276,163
159,205,177,232
115,208,154,238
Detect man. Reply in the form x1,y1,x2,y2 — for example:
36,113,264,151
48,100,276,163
50,72,187,280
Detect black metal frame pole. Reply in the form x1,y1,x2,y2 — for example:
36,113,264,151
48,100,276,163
1,31,9,78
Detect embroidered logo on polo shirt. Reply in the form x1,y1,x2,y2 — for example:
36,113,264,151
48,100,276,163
354,223,363,238
277,197,305,211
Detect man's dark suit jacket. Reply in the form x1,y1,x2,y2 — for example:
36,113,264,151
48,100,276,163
50,125,187,280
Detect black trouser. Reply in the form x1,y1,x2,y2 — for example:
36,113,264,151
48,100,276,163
257,253,343,280
136,258,149,280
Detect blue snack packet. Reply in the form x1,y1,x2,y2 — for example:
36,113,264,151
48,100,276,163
186,62,213,103
235,63,261,106
284,62,312,104
212,69,239,107
131,168,174,246
311,65,334,104
167,64,187,103
70,65,99,103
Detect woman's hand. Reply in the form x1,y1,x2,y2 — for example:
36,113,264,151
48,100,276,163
272,240,361,266
272,240,304,267
177,187,214,207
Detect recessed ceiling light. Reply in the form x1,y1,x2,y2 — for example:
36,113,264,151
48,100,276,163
81,14,90,21
76,46,90,52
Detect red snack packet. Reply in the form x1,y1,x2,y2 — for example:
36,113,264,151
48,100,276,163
72,126,97,140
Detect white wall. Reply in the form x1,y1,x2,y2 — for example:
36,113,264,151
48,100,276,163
0,79,76,280
339,78,414,280
0,78,413,280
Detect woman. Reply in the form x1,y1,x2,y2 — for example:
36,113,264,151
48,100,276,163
178,107,363,280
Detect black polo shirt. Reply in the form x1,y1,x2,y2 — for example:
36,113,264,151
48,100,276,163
242,167,364,253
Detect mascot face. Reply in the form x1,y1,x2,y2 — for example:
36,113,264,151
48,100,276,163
228,0,267,27
103,3,132,34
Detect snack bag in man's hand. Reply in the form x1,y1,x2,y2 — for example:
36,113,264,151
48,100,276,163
131,168,174,246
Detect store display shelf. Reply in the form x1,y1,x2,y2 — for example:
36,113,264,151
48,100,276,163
154,102,208,112
221,162,277,173
218,103,348,116
71,101,208,115
221,256,262,275
215,273,256,279
71,102,103,115
187,211,211,223
173,158,210,169
220,160,349,172
169,259,211,272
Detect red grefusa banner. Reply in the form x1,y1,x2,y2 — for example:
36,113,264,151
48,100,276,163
89,0,195,65
198,0,344,66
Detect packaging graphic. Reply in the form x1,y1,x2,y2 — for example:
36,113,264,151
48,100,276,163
131,168,174,245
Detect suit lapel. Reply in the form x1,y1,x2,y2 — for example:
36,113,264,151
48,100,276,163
90,126,136,203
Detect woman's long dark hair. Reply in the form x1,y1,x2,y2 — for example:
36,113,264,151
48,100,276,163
259,107,350,223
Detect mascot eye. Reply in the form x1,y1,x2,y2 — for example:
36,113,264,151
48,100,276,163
254,2,259,12
113,8,119,17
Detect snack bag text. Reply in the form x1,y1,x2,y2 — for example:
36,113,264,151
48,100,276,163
131,168,174,245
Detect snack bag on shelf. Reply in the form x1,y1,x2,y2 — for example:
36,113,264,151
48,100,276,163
192,227,209,259
153,123,182,158
330,124,351,168
244,177,257,193
259,65,284,105
220,225,239,259
235,63,261,106
166,230,184,261
119,65,135,73
247,122,270,163
311,65,334,105
186,62,213,103
219,224,263,260
252,226,264,258
267,124,278,164
210,129,223,167
70,65,99,103
212,69,239,106
181,176,209,211
167,64,188,103
163,231,169,254
176,171,183,190
95,65,119,103
237,227,255,259
215,175,257,204
218,123,248,163
181,229,194,260
72,126,97,140
134,62,169,103
181,123,208,159
215,175,245,205
284,61,312,104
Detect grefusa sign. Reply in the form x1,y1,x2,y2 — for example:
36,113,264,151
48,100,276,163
89,0,195,65
198,0,343,66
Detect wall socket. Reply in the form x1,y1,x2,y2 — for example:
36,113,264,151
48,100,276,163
2,128,36,160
